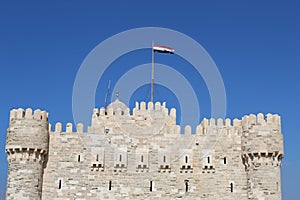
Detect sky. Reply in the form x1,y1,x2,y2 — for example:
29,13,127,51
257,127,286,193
0,1,299,199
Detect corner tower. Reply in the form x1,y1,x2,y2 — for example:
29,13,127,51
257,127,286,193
6,108,49,200
241,113,284,200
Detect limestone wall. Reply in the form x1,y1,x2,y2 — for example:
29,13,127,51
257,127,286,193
5,102,284,200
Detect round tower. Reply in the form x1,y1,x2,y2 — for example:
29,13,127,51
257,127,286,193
241,113,284,200
6,108,49,200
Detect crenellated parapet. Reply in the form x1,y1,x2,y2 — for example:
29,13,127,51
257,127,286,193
51,122,85,133
6,108,49,152
9,108,48,122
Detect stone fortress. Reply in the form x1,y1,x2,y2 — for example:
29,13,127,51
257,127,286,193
5,96,284,199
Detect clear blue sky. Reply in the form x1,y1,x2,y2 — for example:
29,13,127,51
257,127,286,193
0,1,299,199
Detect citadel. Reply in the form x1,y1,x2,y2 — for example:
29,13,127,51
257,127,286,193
5,97,284,199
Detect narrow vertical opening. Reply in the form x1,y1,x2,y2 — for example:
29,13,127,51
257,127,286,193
119,155,122,162
77,155,80,162
150,181,153,192
185,156,188,164
224,157,227,164
96,154,99,161
207,156,210,164
109,180,112,191
276,182,279,191
185,180,189,192
230,182,233,193
58,180,61,189
163,156,166,163
141,155,144,162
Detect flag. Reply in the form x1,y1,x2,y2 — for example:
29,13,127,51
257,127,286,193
153,46,174,54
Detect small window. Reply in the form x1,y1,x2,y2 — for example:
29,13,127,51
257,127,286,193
109,180,112,191
230,183,233,193
150,181,153,192
119,155,122,162
207,156,210,164
58,180,61,189
185,156,188,164
105,129,109,134
185,180,189,192
224,157,227,164
78,155,81,162
141,155,144,162
163,156,166,163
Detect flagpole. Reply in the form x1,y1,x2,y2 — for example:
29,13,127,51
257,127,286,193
151,41,154,103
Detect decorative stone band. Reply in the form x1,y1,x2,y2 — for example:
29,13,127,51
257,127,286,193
6,148,48,163
242,152,284,169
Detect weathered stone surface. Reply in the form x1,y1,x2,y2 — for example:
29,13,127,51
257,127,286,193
5,101,284,200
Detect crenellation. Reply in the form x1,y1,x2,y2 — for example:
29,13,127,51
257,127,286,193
66,123,73,133
17,108,25,119
5,101,284,200
209,118,216,126
184,125,192,134
140,101,146,110
100,107,105,115
257,113,265,125
55,122,62,133
233,118,241,126
225,118,231,126
196,124,203,135
154,102,161,110
217,118,223,127
25,108,33,119
201,118,209,128
76,123,84,133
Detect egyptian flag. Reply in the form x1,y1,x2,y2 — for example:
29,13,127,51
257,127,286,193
153,46,174,54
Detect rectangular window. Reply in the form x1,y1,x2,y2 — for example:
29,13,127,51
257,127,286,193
150,181,153,192
109,181,112,191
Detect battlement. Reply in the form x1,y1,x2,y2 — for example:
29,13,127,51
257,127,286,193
51,122,84,133
5,102,284,200
241,113,281,128
200,117,242,128
10,108,48,122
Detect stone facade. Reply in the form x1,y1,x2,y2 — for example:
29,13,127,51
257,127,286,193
5,99,284,199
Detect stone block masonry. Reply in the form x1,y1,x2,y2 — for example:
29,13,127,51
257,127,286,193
5,100,284,199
